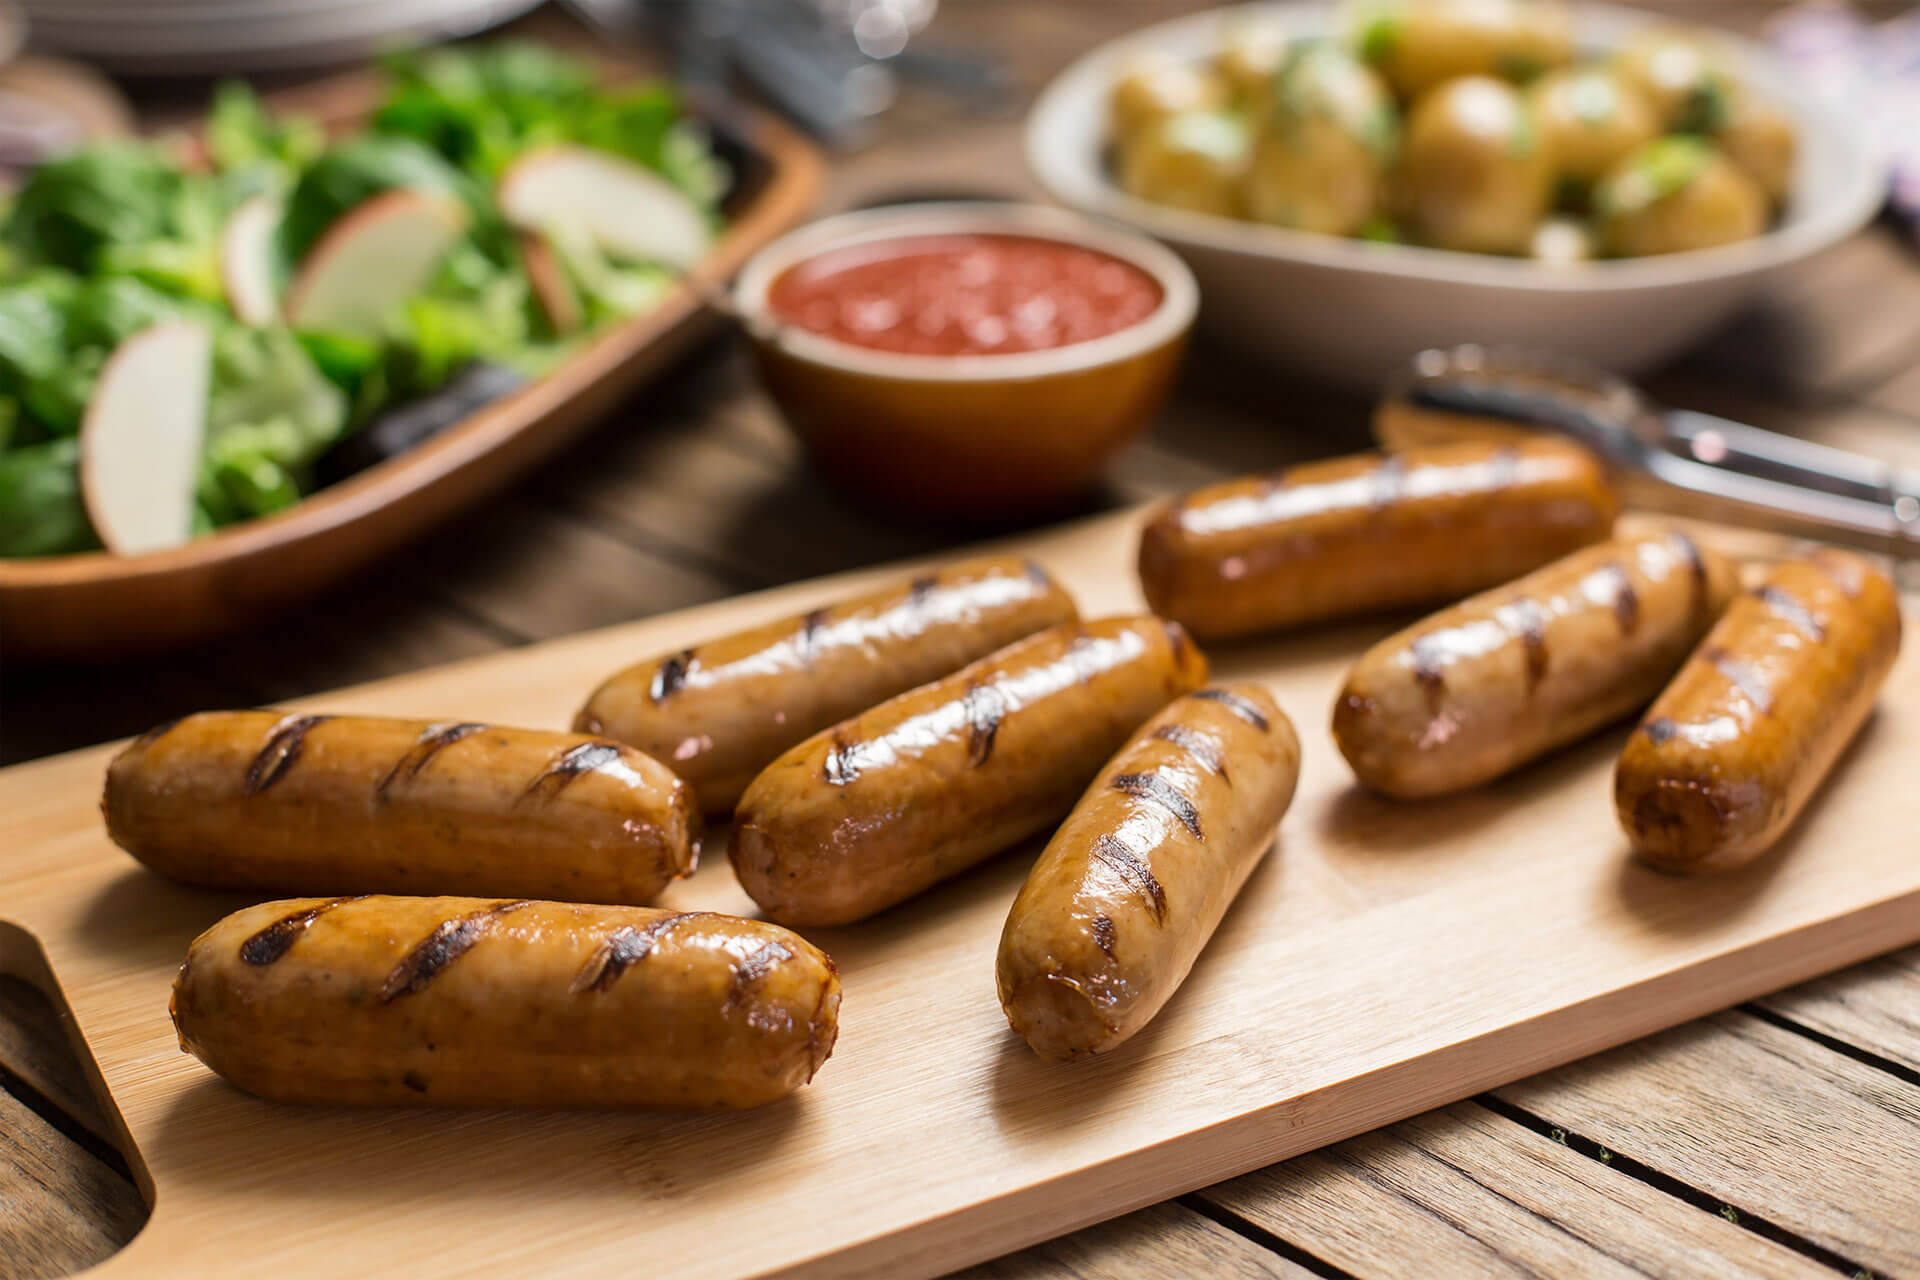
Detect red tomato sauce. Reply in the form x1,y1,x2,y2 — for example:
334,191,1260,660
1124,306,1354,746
766,233,1164,357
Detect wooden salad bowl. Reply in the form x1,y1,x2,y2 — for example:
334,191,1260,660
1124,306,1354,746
0,70,824,662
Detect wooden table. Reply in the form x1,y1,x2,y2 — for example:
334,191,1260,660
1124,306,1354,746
4,2,1920,1275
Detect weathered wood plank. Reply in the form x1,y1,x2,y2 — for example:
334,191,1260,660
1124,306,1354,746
0,1085,144,1280
950,1199,1317,1280
1755,946,1920,1078
1197,1100,1832,1279
1494,1011,1920,1277
0,978,117,1151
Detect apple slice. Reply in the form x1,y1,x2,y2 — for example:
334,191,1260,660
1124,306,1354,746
282,188,467,336
497,143,712,272
220,194,282,326
520,229,583,336
80,318,213,556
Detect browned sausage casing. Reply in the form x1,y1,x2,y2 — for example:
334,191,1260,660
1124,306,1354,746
1334,531,1736,797
1138,439,1618,640
997,685,1300,1060
172,896,839,1109
576,555,1079,814
1616,550,1901,872
105,712,696,905
732,616,1210,926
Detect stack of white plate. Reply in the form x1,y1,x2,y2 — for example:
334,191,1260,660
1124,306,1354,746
22,0,546,75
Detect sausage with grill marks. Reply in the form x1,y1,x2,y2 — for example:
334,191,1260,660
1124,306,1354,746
575,555,1079,814
1616,550,1901,872
172,895,839,1109
1137,439,1618,640
1333,531,1736,797
732,616,1210,926
105,712,696,905
998,685,1300,1060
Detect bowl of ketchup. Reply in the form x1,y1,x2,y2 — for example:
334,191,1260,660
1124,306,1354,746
734,202,1196,520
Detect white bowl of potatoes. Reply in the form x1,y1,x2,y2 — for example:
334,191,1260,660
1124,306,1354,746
1026,0,1883,387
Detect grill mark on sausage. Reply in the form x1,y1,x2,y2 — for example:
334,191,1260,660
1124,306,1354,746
380,901,529,1002
1642,717,1679,744
377,721,485,799
1153,724,1226,781
650,649,696,703
1670,533,1709,610
1190,688,1269,731
1757,585,1825,640
1162,619,1195,670
1706,646,1774,714
242,714,330,795
1089,835,1167,923
1596,562,1639,635
823,731,864,786
570,912,708,994
907,573,939,612
239,897,364,966
521,741,627,804
1408,636,1449,712
962,679,1007,767
724,937,795,1013
1111,772,1203,841
798,609,830,664
132,715,186,750
1091,914,1117,959
1496,599,1550,693
1368,454,1406,510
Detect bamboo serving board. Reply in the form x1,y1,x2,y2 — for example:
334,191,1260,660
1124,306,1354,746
3,507,1914,1279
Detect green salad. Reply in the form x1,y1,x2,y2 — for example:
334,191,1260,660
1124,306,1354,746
0,43,727,559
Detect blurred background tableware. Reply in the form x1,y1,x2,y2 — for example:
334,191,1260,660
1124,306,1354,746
1026,2,1884,387
18,0,545,75
733,201,1196,520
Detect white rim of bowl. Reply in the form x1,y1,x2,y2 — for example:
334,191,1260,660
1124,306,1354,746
731,202,1199,382
1024,1,1887,293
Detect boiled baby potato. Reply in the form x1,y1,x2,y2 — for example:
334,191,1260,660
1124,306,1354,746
1596,135,1766,257
1715,90,1796,205
1397,75,1552,254
1243,43,1398,236
1119,110,1251,217
1354,0,1574,100
1529,65,1658,190
1110,55,1230,140
1216,22,1291,115
1613,26,1732,133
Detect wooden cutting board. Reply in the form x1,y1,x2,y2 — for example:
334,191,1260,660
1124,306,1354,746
3,507,1914,1279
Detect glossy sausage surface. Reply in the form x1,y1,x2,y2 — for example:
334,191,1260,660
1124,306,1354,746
998,684,1300,1060
576,555,1079,814
1334,530,1735,797
1138,439,1617,640
106,712,696,905
1616,549,1900,872
173,896,838,1109
732,616,1210,926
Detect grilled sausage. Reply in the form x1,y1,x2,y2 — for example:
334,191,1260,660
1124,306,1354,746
1334,530,1736,797
105,713,696,905
732,616,1210,926
998,684,1300,1060
172,895,839,1109
1616,549,1901,872
576,555,1079,815
1138,439,1617,640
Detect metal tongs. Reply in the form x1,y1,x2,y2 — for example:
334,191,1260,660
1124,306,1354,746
1376,345,1920,559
